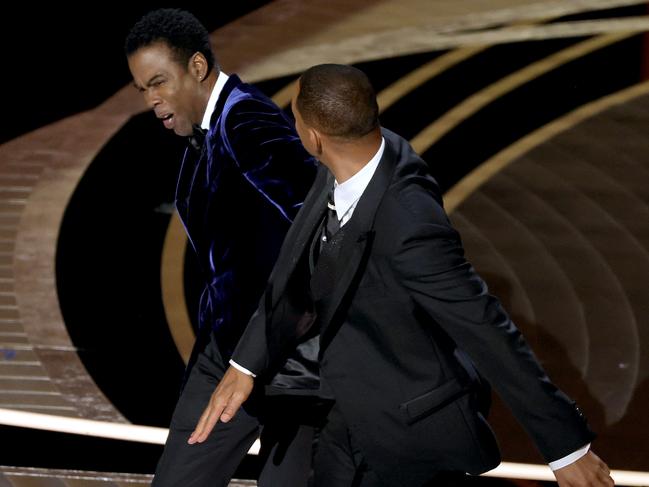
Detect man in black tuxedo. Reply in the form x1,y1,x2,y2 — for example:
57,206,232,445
191,64,614,486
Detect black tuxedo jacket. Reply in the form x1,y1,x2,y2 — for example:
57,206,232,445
233,128,594,485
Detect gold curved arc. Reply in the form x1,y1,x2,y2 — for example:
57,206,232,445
274,47,488,113
160,213,195,365
376,46,488,113
409,32,635,155
443,79,649,214
272,19,554,115
272,80,300,109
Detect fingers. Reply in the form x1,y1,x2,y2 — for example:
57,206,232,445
215,391,240,423
187,366,254,444
194,399,224,442
187,389,231,444
187,406,211,445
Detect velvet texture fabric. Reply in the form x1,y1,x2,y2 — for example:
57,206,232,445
175,74,316,370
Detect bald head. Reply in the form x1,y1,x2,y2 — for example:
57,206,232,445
296,64,379,140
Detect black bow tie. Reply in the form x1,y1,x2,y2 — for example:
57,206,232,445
189,124,207,153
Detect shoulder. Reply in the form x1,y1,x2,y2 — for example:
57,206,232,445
223,81,284,118
211,83,297,148
379,135,448,229
377,181,456,249
367,136,463,255
220,89,295,139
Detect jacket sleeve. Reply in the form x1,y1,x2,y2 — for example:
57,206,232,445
230,164,331,380
220,97,316,223
231,289,271,377
388,184,594,463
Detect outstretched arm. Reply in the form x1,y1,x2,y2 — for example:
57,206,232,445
188,294,271,444
388,184,609,480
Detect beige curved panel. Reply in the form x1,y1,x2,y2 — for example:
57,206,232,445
240,14,649,82
377,47,488,113
444,81,649,429
262,47,487,112
443,79,649,213
410,32,634,155
271,80,300,109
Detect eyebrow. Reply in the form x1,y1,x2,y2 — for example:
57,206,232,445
133,73,166,91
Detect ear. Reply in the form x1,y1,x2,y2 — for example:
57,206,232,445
309,127,323,156
189,52,208,82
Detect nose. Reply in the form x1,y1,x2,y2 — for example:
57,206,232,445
143,89,161,109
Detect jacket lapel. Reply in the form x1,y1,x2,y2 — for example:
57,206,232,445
175,75,245,237
317,135,398,350
269,165,333,308
175,75,243,212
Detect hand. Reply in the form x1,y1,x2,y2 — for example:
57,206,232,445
187,366,254,444
553,451,614,486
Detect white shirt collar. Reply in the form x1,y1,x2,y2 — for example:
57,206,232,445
333,137,385,222
200,71,230,130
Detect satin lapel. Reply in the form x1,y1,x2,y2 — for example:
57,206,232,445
269,166,333,307
318,138,398,350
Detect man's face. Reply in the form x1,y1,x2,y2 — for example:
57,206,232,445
128,42,203,137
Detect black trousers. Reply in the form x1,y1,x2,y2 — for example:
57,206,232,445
314,403,467,487
153,335,316,487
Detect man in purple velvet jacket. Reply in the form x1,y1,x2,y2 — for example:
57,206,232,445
126,9,318,487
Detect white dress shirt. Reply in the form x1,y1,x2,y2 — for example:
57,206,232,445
230,135,589,469
200,71,229,130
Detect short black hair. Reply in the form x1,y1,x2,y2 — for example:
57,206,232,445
125,8,216,74
296,64,379,139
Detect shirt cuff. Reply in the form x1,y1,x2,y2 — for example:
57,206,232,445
549,443,590,471
229,359,256,378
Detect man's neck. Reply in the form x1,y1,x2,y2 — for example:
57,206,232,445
324,129,382,183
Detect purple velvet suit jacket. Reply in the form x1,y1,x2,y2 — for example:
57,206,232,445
175,74,316,369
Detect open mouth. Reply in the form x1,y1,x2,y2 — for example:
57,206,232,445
160,113,174,129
